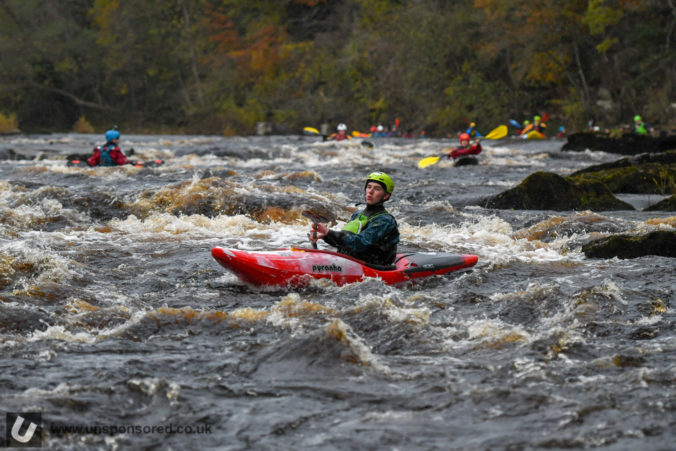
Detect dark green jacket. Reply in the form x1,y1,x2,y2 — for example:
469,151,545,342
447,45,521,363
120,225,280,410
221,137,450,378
323,205,399,265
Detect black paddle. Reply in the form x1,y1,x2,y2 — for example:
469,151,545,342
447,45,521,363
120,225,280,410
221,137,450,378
302,210,330,249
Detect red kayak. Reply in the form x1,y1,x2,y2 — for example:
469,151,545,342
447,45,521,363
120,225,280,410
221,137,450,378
211,247,478,287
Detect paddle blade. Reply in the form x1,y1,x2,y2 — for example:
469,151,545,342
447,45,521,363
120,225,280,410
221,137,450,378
509,119,521,128
418,155,442,168
302,210,329,224
485,125,508,140
303,126,320,135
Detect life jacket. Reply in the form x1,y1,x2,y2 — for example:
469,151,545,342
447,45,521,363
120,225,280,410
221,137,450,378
98,144,115,166
635,122,647,135
520,124,534,134
342,210,389,234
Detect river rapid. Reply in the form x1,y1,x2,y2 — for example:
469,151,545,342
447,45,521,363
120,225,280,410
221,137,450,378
0,133,674,449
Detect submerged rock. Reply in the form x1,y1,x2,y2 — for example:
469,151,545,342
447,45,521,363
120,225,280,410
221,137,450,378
582,230,676,258
562,132,676,155
454,156,478,167
0,148,26,160
480,172,634,211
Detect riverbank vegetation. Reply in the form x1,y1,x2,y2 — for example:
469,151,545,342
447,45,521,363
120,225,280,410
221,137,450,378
1,0,673,135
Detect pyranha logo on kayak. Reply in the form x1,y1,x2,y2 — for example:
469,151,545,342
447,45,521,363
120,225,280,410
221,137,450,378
312,264,342,273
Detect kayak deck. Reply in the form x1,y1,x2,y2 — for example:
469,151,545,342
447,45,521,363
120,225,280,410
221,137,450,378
211,247,478,287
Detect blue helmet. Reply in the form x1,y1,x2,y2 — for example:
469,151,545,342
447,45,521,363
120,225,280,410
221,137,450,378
105,129,120,141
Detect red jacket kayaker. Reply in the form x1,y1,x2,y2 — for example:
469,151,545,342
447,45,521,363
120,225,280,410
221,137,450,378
447,133,482,160
326,123,352,141
88,129,130,167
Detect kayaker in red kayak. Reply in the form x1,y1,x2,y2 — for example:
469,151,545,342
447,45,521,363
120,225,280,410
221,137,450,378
308,172,400,266
446,133,482,160
87,128,130,167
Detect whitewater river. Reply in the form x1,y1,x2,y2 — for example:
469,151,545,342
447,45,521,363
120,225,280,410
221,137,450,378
0,133,673,449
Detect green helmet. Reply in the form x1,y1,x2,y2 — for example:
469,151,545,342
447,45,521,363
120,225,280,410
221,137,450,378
534,115,541,121
365,171,394,194
634,115,642,122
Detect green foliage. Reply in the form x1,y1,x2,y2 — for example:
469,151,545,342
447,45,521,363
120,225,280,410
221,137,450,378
583,0,624,36
652,169,676,196
0,0,673,134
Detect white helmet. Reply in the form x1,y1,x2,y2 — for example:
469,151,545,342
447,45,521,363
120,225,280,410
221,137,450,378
337,123,347,131
377,125,384,131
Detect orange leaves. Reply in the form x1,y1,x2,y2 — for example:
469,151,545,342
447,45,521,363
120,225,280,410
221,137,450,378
203,4,294,81
205,9,241,53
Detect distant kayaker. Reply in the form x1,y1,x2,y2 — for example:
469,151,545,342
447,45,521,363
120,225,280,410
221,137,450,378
633,115,651,135
518,120,531,135
533,115,547,134
557,125,566,139
465,122,483,138
373,125,388,137
326,123,352,141
308,172,399,266
87,129,130,167
446,133,482,161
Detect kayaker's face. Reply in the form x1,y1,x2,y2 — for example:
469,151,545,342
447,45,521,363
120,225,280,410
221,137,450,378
460,139,469,146
365,182,389,205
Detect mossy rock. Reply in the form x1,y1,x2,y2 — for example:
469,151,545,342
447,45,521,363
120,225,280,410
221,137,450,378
644,194,676,211
567,150,676,194
480,172,634,211
582,230,676,258
567,164,676,194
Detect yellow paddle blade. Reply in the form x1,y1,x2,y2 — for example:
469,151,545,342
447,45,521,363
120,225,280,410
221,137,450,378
352,131,361,137
485,125,508,140
418,155,442,168
303,126,320,135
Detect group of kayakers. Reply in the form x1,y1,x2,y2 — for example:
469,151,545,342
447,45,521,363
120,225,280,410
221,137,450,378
510,115,549,138
83,109,657,268
83,127,398,268
586,115,656,137
324,121,428,141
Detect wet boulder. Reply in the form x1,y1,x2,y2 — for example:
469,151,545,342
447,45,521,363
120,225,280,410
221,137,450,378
0,148,26,160
644,194,676,211
562,132,676,155
480,172,634,211
582,230,676,258
567,150,676,194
